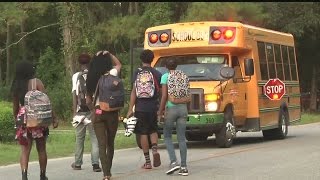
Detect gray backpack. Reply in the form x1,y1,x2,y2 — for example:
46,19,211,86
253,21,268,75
24,79,53,127
96,73,125,111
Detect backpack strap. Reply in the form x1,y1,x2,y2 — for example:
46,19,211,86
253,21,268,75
92,76,102,106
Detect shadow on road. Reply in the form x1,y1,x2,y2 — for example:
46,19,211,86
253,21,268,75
159,133,298,150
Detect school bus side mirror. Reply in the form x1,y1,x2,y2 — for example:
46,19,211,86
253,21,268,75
244,58,254,76
220,66,235,79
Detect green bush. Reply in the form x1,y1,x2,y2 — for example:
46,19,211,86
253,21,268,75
0,102,15,142
36,46,72,121
0,86,10,101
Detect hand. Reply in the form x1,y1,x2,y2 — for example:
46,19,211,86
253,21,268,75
126,109,133,118
102,50,109,55
96,50,109,56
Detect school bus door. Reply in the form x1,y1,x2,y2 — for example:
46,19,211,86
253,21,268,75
230,55,248,126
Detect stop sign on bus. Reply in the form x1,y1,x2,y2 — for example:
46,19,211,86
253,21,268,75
264,78,286,100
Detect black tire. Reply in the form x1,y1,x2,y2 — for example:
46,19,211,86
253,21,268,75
135,134,152,149
262,108,289,140
185,132,208,141
215,107,236,148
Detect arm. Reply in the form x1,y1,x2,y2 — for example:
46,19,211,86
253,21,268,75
110,53,121,73
158,83,168,118
126,83,137,118
72,92,77,116
71,73,78,116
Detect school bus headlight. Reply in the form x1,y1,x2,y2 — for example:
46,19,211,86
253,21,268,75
160,33,169,43
224,29,234,39
205,93,220,101
211,30,222,40
149,33,158,44
205,102,218,111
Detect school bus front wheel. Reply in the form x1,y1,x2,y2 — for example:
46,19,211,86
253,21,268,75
215,107,236,148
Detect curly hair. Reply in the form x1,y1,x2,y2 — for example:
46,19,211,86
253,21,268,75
166,59,177,70
86,53,113,94
78,53,91,64
10,61,36,103
140,49,154,64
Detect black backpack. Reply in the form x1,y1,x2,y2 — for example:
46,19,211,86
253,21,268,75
77,71,89,111
96,73,125,111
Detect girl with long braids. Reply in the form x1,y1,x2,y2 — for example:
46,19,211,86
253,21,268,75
86,51,121,180
11,61,59,180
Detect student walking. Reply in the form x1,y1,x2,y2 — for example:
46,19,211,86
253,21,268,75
86,50,122,180
127,49,162,169
11,61,59,180
71,53,101,172
158,59,190,176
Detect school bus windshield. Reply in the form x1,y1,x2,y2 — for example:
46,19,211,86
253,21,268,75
154,54,228,81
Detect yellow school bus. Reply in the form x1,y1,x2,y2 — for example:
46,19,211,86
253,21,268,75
144,21,301,148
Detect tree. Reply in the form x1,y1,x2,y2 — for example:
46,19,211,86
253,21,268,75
182,2,269,26
264,2,320,112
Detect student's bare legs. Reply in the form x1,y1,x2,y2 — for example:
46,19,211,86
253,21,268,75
20,138,33,170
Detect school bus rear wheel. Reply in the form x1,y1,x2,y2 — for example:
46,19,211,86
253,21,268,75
262,108,289,140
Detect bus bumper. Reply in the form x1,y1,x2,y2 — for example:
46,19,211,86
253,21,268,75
158,113,224,135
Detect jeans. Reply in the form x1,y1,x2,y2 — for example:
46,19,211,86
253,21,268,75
164,104,188,167
74,113,100,166
93,111,119,177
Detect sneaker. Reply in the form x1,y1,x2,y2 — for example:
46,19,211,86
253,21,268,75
166,161,180,175
92,164,102,172
152,152,161,167
178,167,189,176
71,162,81,170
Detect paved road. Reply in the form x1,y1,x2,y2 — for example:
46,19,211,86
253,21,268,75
1,123,320,180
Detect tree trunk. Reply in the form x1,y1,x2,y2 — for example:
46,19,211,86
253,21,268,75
0,52,2,85
309,65,318,112
60,3,77,78
5,23,12,86
134,2,139,14
20,18,27,62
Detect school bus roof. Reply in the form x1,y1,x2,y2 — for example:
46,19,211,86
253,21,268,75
145,21,293,37
144,21,294,51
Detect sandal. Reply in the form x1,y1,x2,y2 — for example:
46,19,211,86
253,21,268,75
141,163,152,169
103,176,111,180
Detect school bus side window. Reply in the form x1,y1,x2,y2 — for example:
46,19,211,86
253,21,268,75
232,56,243,81
288,47,298,81
281,45,291,80
266,43,276,79
258,41,268,80
274,44,284,80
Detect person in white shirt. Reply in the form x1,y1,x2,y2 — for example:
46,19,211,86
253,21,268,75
71,53,101,172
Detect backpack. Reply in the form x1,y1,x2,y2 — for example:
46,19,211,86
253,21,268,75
135,67,159,98
77,71,89,111
167,70,191,104
24,79,53,128
97,73,125,111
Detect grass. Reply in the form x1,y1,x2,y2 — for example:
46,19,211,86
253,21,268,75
0,129,137,166
0,112,319,166
295,113,320,125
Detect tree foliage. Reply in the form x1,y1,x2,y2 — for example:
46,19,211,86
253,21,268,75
0,2,319,120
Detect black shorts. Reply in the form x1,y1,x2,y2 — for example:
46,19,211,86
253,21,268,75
133,111,158,135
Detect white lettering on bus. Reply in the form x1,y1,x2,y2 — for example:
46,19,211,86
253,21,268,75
172,30,209,42
266,85,284,94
